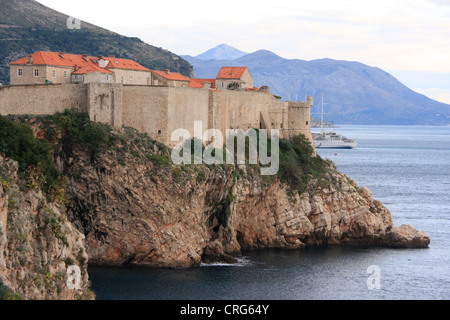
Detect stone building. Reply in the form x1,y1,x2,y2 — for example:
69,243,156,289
189,78,216,89
9,52,152,85
150,69,190,87
215,67,254,90
71,65,114,84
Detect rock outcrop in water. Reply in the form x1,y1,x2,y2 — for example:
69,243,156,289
1,114,430,283
54,127,429,269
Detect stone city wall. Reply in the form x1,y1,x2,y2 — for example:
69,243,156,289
0,83,313,147
0,83,88,115
121,85,170,143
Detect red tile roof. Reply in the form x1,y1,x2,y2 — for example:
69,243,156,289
10,51,150,72
189,78,216,88
151,70,189,81
12,52,89,68
72,65,114,75
102,57,151,72
216,67,248,79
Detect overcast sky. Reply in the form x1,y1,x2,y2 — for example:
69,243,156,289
36,0,450,104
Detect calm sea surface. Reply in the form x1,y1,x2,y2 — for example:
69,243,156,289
89,125,450,300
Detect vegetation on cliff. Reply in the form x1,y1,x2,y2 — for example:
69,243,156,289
2,109,331,209
0,281,22,300
0,115,61,195
277,135,328,195
46,110,113,160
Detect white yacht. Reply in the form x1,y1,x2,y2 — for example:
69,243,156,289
313,94,358,149
313,131,358,149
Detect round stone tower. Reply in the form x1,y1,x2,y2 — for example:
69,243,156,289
287,96,314,143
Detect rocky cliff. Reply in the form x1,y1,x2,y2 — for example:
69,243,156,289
62,143,429,269
0,155,93,300
47,120,428,269
0,113,430,301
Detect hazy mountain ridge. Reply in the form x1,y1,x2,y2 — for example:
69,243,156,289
183,46,450,125
0,0,193,84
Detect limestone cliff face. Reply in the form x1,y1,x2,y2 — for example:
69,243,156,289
0,156,93,300
59,131,429,269
64,146,235,268
1,116,431,300
228,172,429,251
2,117,429,276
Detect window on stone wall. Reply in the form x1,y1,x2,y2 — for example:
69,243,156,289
64,71,67,78
52,70,56,77
18,69,23,76
306,121,309,125
34,69,39,77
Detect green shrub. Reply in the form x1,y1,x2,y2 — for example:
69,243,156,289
48,109,112,158
0,115,61,193
130,150,140,158
277,135,328,194
0,282,22,300
146,154,170,166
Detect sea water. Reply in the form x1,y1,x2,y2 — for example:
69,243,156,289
88,125,450,300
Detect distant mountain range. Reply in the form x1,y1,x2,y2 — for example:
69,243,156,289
0,0,193,85
183,45,450,125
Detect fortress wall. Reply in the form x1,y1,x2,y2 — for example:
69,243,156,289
122,85,170,143
87,83,123,129
208,90,228,138
0,84,87,116
224,90,269,131
209,90,285,140
167,87,210,146
268,100,289,139
0,82,314,150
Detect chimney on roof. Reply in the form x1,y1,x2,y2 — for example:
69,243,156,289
164,69,170,74
26,55,33,64
108,55,115,59
59,52,65,59
82,54,89,62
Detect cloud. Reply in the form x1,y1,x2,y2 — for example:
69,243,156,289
429,0,450,5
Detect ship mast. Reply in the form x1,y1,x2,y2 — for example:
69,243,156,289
321,93,324,133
